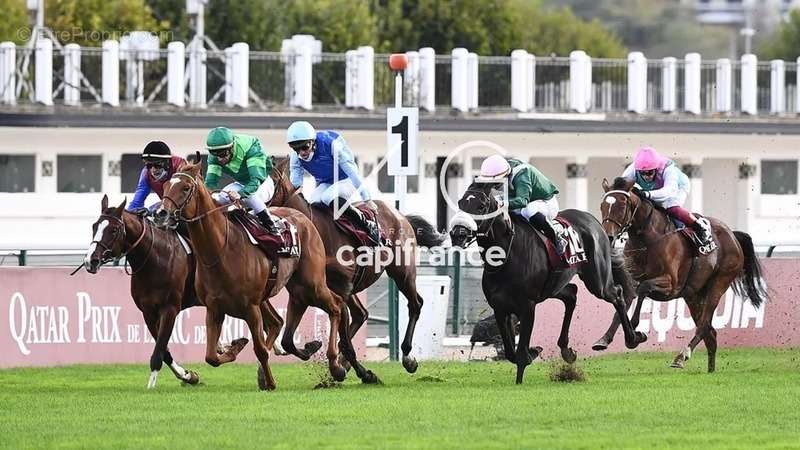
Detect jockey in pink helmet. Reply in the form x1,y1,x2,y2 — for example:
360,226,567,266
622,146,712,244
477,155,564,254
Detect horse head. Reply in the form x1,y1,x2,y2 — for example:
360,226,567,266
600,177,643,242
84,194,128,273
154,159,204,229
449,181,510,248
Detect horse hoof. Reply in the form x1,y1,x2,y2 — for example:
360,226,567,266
362,370,381,385
591,339,610,351
225,338,249,357
304,340,323,357
529,346,543,361
670,360,685,369
561,347,577,364
257,364,266,387
636,332,648,344
402,355,418,374
184,370,200,385
330,365,347,382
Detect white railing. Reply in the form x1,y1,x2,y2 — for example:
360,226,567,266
1,37,799,116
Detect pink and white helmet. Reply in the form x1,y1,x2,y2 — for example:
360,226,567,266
633,146,666,171
477,155,511,182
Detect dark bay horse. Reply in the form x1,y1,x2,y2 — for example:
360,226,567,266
154,160,352,390
450,182,646,384
269,158,446,382
595,177,768,372
84,195,213,388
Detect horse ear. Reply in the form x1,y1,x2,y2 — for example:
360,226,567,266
101,194,108,211
116,197,127,214
194,151,201,164
602,178,610,192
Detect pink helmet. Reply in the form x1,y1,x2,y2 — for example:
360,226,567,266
633,146,666,171
477,155,511,181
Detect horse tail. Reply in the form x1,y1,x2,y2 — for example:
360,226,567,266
732,231,768,308
406,215,447,247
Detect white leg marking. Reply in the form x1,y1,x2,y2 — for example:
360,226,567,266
147,370,159,389
170,361,189,380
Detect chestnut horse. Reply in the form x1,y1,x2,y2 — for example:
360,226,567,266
596,177,768,372
154,159,352,390
269,158,447,382
84,195,212,388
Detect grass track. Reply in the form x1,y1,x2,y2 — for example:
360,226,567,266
1,348,799,449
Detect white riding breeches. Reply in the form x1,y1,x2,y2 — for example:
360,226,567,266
512,196,560,221
308,179,362,205
211,178,275,214
656,189,688,209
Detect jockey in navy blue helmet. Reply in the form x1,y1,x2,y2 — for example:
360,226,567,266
286,121,380,244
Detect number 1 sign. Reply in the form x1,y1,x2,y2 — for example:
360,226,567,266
387,107,419,176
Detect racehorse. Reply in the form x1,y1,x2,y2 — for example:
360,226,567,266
594,177,768,372
269,157,447,382
449,181,646,384
154,159,352,390
84,195,218,389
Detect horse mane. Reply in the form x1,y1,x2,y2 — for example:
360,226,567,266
611,177,634,191
273,156,290,174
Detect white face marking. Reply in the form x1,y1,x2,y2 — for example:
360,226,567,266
605,196,617,205
84,220,109,266
169,176,181,184
466,194,475,201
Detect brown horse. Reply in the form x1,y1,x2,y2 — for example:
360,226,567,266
84,195,212,388
595,177,768,372
154,159,351,390
269,157,447,381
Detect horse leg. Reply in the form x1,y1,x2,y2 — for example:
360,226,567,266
554,284,578,363
593,257,639,351
204,310,247,367
259,300,288,356
336,304,380,384
581,265,648,350
337,294,368,372
245,303,276,391
279,296,314,360
313,288,347,382
673,280,728,372
515,303,536,385
494,309,517,364
388,268,423,374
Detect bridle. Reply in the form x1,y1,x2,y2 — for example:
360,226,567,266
90,213,153,275
458,188,515,270
161,170,229,268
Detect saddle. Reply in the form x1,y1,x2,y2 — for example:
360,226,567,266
521,216,588,270
667,215,718,256
227,209,300,259
312,203,389,248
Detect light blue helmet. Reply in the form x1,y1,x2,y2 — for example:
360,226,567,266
286,121,316,143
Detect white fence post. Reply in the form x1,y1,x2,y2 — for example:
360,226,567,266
527,53,536,111
188,43,206,108
35,38,53,105
63,43,81,106
295,43,312,110
224,46,234,106
662,57,677,112
715,58,731,113
511,49,528,112
229,42,249,108
627,51,646,114
467,51,478,111
419,47,435,112
770,59,785,115
451,47,468,112
0,42,15,105
357,46,374,110
569,50,590,113
684,53,701,115
102,40,119,107
167,41,184,107
404,50,420,106
741,54,758,115
345,50,356,108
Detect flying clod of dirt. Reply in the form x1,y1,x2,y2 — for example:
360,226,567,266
548,362,586,383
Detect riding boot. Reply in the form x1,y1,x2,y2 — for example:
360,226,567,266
529,212,565,255
692,218,713,244
336,198,381,246
256,210,279,235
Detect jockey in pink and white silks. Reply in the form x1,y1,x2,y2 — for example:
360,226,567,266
622,146,713,244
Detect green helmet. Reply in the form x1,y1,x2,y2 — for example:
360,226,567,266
206,127,234,154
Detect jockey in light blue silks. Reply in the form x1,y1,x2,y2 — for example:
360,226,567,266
286,121,381,244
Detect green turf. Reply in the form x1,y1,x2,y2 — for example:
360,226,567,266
1,348,798,449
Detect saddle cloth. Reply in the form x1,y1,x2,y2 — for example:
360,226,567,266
536,216,588,270
670,216,718,256
313,203,389,247
228,209,300,258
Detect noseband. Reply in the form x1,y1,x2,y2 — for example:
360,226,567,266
91,213,152,274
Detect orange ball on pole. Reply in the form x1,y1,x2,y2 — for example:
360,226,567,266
389,53,408,71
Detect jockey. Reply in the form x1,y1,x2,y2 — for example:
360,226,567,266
478,155,565,255
286,121,380,244
128,141,186,215
204,127,278,234
622,146,712,244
